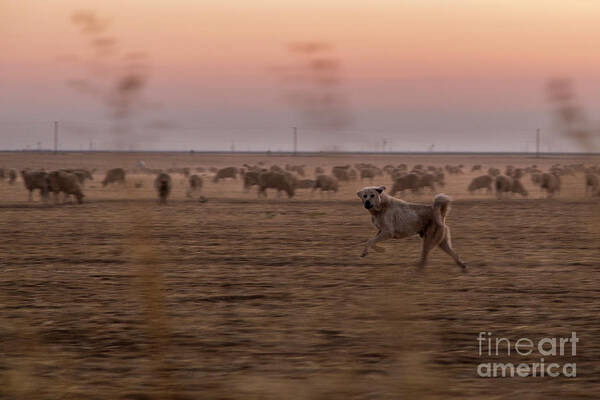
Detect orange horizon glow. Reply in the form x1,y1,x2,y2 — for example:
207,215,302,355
2,0,600,151
4,0,600,79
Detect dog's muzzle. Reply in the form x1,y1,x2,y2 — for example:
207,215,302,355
364,201,373,209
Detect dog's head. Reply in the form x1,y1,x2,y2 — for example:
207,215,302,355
357,186,386,211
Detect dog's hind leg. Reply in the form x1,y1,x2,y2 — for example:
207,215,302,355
371,244,385,253
361,230,391,257
419,224,445,267
438,227,466,268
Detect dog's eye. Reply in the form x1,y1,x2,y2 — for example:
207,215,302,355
363,195,367,198
370,194,374,198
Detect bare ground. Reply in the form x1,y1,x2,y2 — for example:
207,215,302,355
1,153,599,399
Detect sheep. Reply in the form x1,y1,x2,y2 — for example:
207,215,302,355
213,166,238,183
383,165,396,175
531,173,542,185
241,170,259,190
243,163,258,171
551,165,574,176
525,166,541,174
362,166,383,178
495,175,528,198
332,164,350,170
257,171,295,198
504,166,524,180
21,170,49,201
154,173,172,204
512,168,524,180
510,179,528,197
313,175,339,194
47,170,84,204
285,164,306,176
540,173,561,197
360,168,377,181
332,166,351,181
186,174,203,197
445,165,463,174
468,175,493,194
8,169,17,185
102,168,126,186
354,163,372,171
419,173,437,192
411,165,425,174
388,168,405,180
495,175,513,198
433,171,445,187
62,169,93,185
471,164,482,172
585,173,599,196
390,173,421,195
488,167,501,177
348,168,358,180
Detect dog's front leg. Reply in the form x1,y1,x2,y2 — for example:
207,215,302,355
361,230,391,257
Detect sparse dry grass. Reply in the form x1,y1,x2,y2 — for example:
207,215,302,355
1,152,599,399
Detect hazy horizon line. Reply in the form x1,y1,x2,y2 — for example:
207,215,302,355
1,150,598,157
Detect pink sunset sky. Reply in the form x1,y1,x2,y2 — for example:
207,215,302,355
1,0,599,151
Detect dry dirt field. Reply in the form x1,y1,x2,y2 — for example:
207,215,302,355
1,152,599,399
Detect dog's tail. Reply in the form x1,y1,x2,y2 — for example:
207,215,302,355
433,193,451,226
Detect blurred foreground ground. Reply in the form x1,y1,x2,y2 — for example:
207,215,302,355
1,152,599,399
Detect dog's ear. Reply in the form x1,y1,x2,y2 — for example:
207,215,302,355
356,191,362,198
376,186,386,193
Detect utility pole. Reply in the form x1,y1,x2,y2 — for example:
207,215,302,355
53,121,58,153
293,126,298,156
536,128,540,158
89,139,93,151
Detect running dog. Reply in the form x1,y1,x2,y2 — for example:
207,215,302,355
357,186,466,268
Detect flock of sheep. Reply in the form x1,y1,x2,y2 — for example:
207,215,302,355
17,169,91,203
467,163,599,198
2,160,599,205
